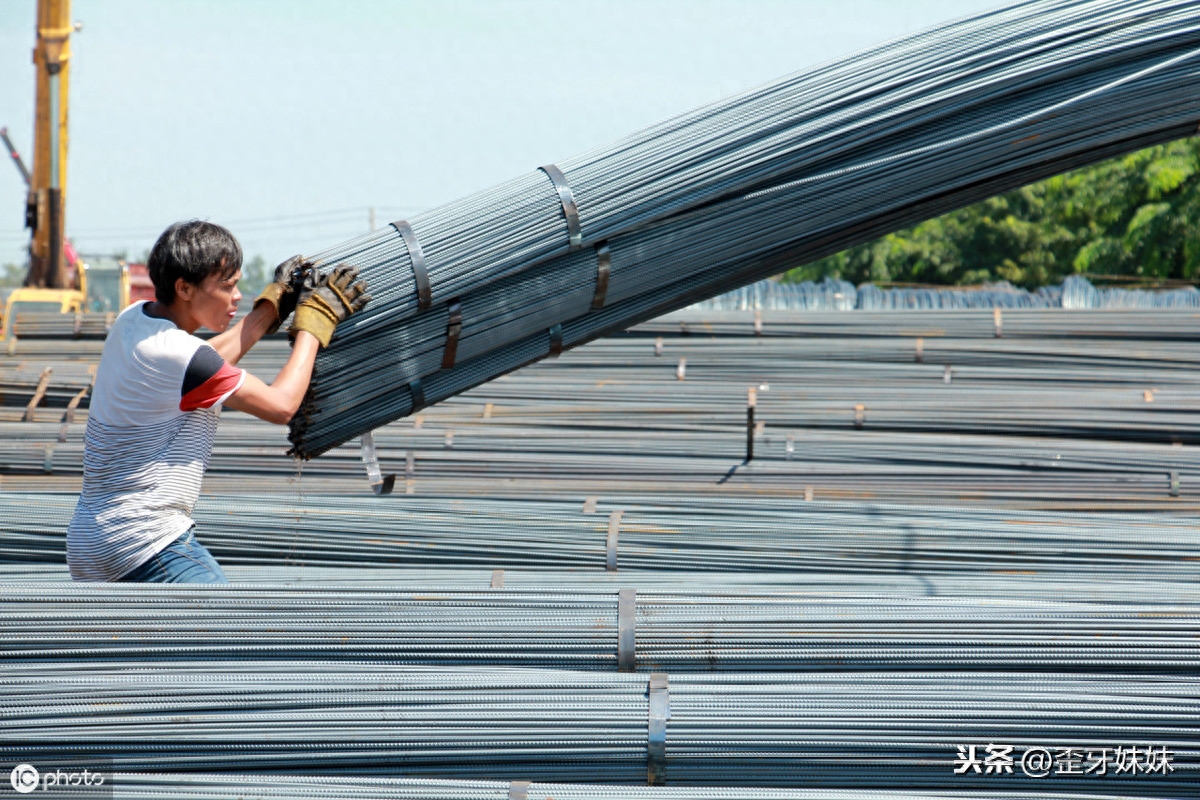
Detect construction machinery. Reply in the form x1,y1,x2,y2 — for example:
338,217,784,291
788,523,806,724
0,0,138,338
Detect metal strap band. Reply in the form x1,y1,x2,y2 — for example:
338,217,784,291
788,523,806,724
359,430,395,495
508,781,530,800
390,220,433,311
647,673,670,785
591,242,611,310
606,510,623,572
491,569,505,589
549,324,563,358
442,299,463,369
72,311,82,338
43,443,54,475
539,163,582,249
582,496,598,514
618,588,636,672
409,377,426,413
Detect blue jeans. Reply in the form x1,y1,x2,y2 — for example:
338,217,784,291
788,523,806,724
117,528,228,583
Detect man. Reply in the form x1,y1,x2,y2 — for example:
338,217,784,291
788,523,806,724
67,220,368,582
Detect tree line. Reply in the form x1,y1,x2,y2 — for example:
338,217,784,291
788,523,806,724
781,137,1200,289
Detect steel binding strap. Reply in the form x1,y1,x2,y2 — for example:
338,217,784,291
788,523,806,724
358,430,395,495
390,220,433,311
617,588,636,671
508,781,530,800
442,300,463,369
592,242,611,310
549,324,563,358
408,377,426,413
606,510,623,572
539,163,582,250
647,673,670,785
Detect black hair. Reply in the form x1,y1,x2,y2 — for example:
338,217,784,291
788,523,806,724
148,220,243,304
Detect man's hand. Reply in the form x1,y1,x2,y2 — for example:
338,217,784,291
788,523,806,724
255,254,314,334
289,264,370,347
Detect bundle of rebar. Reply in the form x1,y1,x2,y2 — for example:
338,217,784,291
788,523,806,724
4,584,1200,673
92,773,1197,800
3,665,1196,791
4,491,1199,581
287,0,1200,457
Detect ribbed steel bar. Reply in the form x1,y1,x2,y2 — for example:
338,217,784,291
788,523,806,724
289,0,1200,456
2,585,1199,674
7,306,1200,508
3,492,1198,583
103,773,1191,800
3,666,1197,792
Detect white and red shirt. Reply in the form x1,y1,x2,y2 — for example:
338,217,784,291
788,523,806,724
67,301,245,581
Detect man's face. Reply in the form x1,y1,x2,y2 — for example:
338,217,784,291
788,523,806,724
191,269,243,332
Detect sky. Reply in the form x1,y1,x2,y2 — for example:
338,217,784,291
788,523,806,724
0,0,1003,270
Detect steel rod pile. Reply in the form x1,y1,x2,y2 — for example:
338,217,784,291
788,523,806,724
3,307,1200,507
3,665,1197,792
94,774,1191,800
7,563,1200,607
287,0,1200,457
3,584,1200,673
3,492,1199,582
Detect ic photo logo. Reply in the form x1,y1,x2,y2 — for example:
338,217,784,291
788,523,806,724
9,765,38,794
7,764,108,795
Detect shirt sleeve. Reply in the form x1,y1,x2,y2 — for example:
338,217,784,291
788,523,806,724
179,344,246,411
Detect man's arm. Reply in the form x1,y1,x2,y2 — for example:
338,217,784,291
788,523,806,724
208,302,276,366
211,254,311,366
222,263,369,426
223,330,319,424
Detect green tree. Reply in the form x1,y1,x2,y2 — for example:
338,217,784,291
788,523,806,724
0,262,26,287
238,255,271,300
782,137,1200,288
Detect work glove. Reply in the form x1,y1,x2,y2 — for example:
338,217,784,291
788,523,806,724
255,254,315,334
289,264,370,347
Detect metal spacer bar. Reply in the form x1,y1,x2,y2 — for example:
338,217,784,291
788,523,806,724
358,430,396,495
549,324,564,358
591,242,611,310
409,377,426,413
491,569,505,589
442,299,463,369
24,367,52,422
390,220,433,311
606,510,623,572
647,672,670,785
539,163,582,249
508,781,530,800
617,588,636,672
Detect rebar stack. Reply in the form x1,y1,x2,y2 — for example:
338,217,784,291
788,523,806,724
3,666,1197,792
288,0,1200,457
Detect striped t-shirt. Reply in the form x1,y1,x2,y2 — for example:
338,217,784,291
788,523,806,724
67,302,245,581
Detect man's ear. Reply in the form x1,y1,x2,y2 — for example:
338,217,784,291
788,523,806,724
175,277,195,302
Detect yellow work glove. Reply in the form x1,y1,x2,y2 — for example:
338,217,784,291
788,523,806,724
255,254,314,334
289,264,370,347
